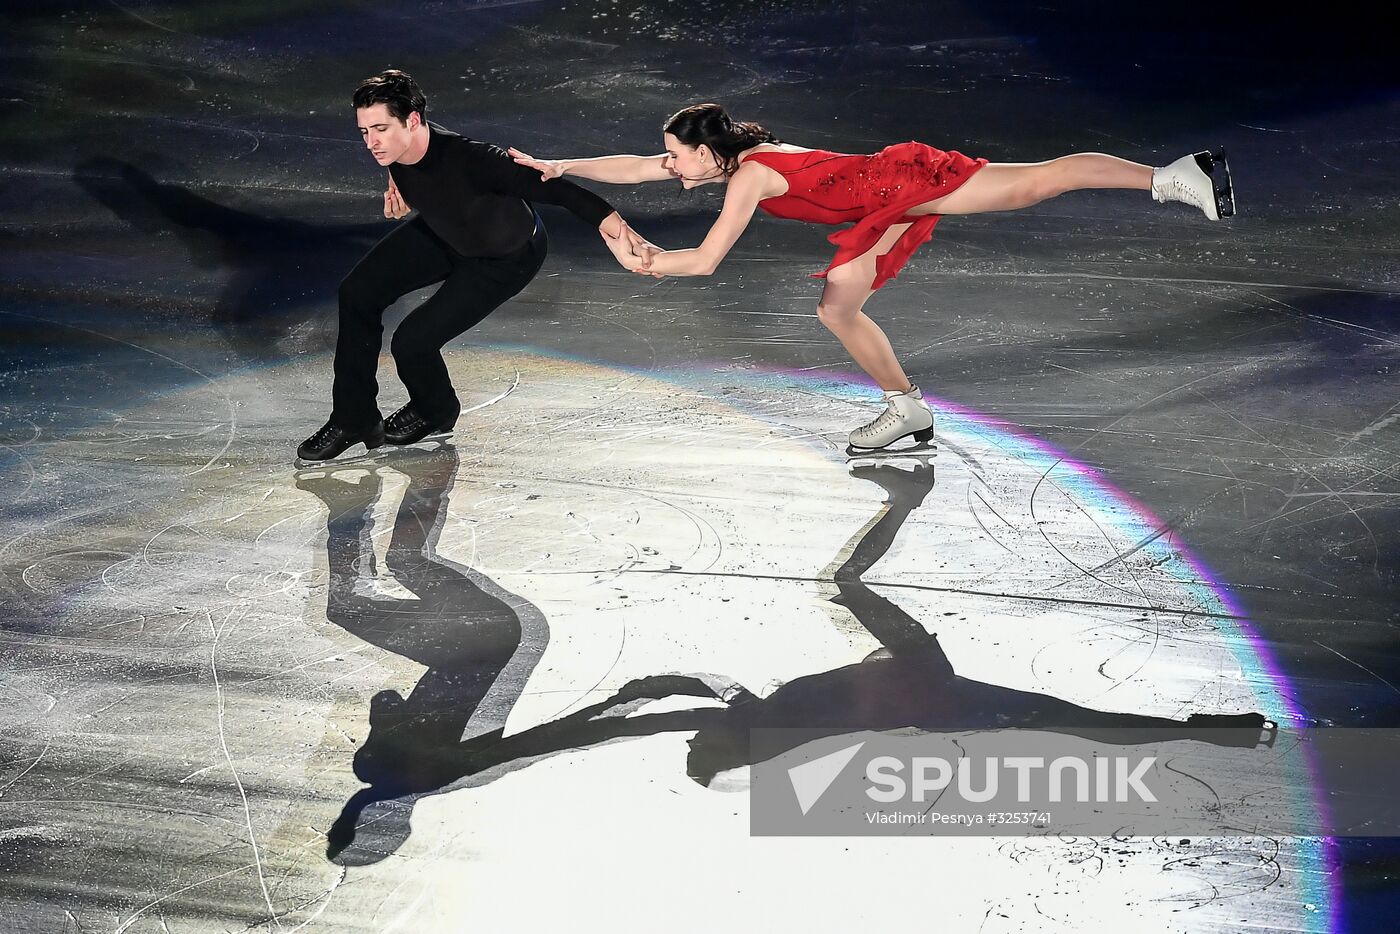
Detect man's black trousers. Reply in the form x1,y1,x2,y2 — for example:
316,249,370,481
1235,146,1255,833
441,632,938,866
331,213,547,429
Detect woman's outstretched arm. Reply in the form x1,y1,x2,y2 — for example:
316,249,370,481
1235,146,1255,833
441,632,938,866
509,148,672,184
605,162,768,277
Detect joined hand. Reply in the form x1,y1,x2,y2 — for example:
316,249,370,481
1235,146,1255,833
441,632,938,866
604,221,664,277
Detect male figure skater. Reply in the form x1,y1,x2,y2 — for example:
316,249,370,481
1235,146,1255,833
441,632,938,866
298,69,646,461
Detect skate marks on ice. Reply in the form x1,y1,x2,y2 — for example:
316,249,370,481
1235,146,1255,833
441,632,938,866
288,408,1313,933
0,349,1327,931
287,353,1318,929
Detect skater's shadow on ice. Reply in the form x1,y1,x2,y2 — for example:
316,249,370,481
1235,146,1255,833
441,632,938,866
299,450,1275,866
73,157,385,354
296,445,550,865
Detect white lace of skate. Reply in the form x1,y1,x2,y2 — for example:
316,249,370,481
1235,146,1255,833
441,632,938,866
851,403,905,442
1155,172,1206,209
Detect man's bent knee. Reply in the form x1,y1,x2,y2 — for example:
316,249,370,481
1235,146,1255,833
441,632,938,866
337,275,394,317
388,327,425,360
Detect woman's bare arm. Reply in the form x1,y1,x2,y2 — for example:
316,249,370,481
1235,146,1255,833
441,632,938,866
611,163,769,277
509,148,672,184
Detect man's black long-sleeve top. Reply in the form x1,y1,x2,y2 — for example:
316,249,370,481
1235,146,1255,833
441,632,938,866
388,123,615,257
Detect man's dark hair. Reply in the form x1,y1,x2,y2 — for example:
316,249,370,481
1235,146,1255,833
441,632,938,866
352,69,426,124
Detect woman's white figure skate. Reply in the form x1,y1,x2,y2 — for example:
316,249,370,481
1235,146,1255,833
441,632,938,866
847,385,936,457
1152,150,1235,220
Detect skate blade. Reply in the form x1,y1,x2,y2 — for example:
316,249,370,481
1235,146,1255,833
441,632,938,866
383,421,458,447
293,444,390,472
1201,148,1235,218
410,428,456,443
845,440,938,461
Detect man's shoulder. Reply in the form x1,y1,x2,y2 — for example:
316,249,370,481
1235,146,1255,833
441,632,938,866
434,132,514,168
459,136,509,160
430,122,486,154
428,124,496,149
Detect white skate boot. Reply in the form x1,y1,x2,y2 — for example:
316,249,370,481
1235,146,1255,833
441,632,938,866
1151,149,1235,220
847,385,935,456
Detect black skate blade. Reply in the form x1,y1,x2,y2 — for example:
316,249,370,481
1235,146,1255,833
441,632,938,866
1195,148,1236,219
1209,148,1235,218
294,437,454,471
293,445,390,472
412,428,455,443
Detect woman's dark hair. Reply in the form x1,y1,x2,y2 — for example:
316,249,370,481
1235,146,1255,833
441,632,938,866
352,69,426,124
663,103,779,177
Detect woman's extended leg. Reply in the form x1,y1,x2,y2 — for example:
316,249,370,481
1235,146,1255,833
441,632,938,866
916,150,1234,220
911,154,1152,216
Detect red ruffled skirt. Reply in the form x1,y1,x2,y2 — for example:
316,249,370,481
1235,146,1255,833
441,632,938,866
816,142,987,290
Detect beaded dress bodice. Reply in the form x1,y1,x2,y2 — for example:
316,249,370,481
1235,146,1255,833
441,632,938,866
740,141,988,290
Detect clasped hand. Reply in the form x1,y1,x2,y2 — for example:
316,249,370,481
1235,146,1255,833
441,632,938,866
602,221,664,278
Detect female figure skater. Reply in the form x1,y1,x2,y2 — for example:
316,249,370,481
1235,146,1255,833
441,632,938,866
509,103,1234,453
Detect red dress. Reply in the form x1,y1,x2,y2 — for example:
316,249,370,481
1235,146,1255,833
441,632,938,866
742,142,988,290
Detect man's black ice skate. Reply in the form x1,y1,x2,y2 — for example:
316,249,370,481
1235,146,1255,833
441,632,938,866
1151,149,1235,221
384,403,459,446
297,418,386,463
